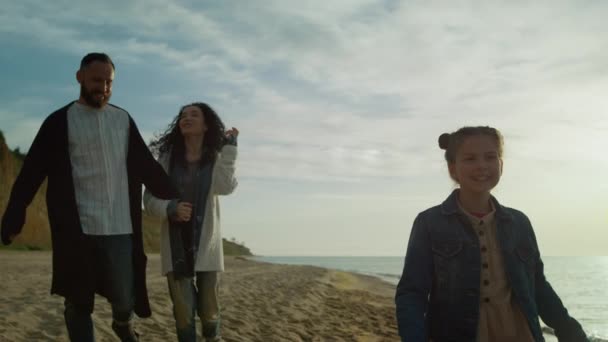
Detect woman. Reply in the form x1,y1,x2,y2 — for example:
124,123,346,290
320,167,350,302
144,102,238,342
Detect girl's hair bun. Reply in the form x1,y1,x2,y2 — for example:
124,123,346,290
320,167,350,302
438,133,450,150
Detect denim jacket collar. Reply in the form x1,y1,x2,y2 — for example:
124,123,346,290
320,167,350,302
440,189,512,221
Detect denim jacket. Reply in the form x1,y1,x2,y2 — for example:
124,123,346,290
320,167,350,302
395,190,588,342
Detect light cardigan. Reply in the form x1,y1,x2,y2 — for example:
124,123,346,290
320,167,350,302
143,145,237,275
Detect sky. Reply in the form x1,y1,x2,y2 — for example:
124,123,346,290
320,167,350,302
1,1,607,256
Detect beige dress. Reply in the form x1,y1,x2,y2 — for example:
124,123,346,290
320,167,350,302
460,205,536,342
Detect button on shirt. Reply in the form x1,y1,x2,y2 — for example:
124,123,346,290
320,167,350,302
68,102,132,235
460,204,535,342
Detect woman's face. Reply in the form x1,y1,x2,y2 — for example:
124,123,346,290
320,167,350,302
179,105,207,137
448,134,502,196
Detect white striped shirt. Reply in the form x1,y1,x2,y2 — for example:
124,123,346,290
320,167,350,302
67,101,132,235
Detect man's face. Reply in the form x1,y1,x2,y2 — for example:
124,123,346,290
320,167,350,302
77,61,114,108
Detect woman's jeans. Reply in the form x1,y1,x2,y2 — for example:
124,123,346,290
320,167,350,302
167,271,221,342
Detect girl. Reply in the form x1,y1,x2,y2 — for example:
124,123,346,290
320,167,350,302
144,102,238,342
395,126,588,342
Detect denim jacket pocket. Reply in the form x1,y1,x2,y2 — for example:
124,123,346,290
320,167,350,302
431,239,464,299
515,242,537,282
515,243,535,263
432,239,463,258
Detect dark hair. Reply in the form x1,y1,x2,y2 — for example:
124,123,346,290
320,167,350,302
438,126,503,163
80,52,115,70
149,102,226,167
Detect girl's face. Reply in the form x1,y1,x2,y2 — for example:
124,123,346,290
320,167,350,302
448,134,502,196
179,105,207,137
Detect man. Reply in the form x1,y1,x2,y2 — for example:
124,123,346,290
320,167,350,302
1,52,177,341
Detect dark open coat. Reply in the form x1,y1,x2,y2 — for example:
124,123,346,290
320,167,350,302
1,101,177,317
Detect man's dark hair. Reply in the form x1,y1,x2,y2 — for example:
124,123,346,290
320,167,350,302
80,52,115,70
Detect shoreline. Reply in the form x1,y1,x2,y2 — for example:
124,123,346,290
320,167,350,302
246,255,403,287
244,255,399,293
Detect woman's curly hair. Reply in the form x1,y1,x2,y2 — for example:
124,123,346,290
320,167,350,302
149,102,226,167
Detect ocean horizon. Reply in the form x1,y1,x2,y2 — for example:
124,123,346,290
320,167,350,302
252,255,608,341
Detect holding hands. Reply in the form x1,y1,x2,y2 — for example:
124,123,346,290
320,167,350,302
174,202,192,222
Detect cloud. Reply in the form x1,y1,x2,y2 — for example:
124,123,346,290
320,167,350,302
3,0,608,181
2,1,608,255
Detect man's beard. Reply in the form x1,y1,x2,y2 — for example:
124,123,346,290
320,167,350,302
80,84,110,108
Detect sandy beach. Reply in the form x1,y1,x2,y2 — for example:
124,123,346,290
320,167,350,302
0,251,399,341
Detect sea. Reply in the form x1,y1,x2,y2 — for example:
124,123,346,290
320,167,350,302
253,256,608,341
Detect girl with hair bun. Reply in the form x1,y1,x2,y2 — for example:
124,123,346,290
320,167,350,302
395,126,588,342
